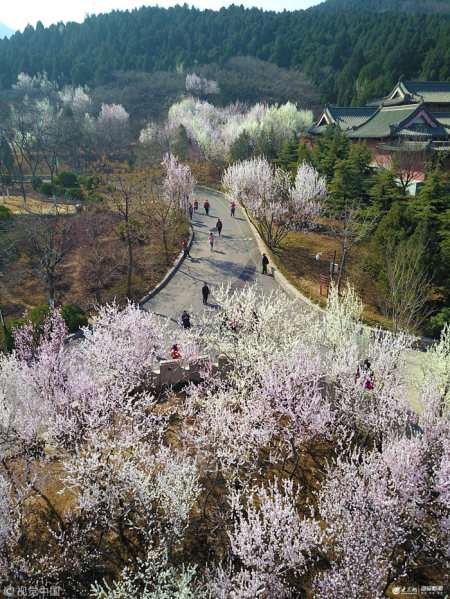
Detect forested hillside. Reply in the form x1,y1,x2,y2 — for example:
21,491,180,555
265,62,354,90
0,4,450,107
317,0,450,13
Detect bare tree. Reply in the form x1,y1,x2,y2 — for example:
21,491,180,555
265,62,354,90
376,143,430,196
19,206,76,305
80,211,123,305
328,199,377,294
378,239,433,335
96,165,150,299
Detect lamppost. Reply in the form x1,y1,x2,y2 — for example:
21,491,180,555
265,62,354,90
315,249,337,281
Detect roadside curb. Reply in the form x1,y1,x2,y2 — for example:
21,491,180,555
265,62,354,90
238,199,439,349
240,206,326,312
139,224,194,307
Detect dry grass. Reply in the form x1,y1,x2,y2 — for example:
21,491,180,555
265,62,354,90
2,194,77,215
0,194,187,323
271,229,389,328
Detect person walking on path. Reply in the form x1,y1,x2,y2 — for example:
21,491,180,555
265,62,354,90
194,200,199,212
188,203,193,219
230,202,236,218
262,252,269,274
181,311,191,329
208,232,215,251
182,240,190,259
216,218,223,236
204,200,210,216
202,282,210,305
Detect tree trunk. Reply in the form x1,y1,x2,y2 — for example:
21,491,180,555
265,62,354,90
162,229,170,265
126,235,133,299
48,273,55,306
337,247,347,296
17,164,27,210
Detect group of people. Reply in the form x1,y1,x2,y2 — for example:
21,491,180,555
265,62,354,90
179,196,273,343
354,358,375,390
182,195,225,257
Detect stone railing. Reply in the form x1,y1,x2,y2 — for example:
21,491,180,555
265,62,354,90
151,355,229,387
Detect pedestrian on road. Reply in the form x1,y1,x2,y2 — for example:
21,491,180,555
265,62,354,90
188,203,193,219
171,344,181,359
204,200,210,216
194,200,199,212
262,253,269,274
181,311,191,329
202,282,210,305
216,218,223,236
230,202,236,218
182,240,190,258
209,232,215,251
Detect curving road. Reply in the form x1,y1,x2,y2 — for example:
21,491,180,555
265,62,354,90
140,188,280,329
139,187,424,412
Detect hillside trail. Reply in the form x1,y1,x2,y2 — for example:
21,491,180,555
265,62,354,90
140,187,281,333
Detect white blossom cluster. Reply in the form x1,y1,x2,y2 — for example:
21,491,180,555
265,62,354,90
0,286,450,596
185,72,219,95
222,156,327,247
139,98,313,164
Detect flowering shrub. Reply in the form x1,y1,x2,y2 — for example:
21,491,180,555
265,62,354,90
0,287,449,596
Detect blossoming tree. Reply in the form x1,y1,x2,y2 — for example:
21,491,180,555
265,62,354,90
222,157,327,247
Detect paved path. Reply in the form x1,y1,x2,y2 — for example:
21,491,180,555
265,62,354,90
140,188,425,413
140,188,280,331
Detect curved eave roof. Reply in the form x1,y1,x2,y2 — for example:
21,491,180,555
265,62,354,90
326,107,378,129
345,104,447,139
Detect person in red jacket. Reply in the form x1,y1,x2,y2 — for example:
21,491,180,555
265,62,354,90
204,200,210,216
193,200,199,211
171,344,181,359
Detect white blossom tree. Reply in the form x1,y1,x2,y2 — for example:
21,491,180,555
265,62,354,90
222,157,326,248
96,103,130,160
186,72,219,95
1,285,450,596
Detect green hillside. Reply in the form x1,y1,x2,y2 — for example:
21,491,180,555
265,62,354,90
0,4,449,107
317,0,450,13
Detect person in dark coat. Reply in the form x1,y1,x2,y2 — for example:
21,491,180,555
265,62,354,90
202,282,210,305
204,200,210,215
181,311,191,329
216,218,223,236
262,253,269,274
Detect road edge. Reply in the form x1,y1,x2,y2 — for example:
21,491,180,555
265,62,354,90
139,224,194,307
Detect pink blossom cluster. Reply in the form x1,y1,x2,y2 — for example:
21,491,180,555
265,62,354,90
0,286,450,596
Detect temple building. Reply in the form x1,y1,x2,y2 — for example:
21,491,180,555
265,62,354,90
308,80,450,193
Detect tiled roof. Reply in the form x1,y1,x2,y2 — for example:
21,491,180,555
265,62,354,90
308,102,450,141
366,96,410,107
433,112,450,133
346,105,420,138
327,107,378,130
345,104,448,139
402,81,450,104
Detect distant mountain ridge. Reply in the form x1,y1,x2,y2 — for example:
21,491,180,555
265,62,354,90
0,22,15,39
316,0,450,13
